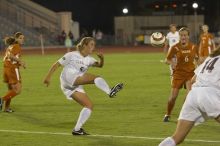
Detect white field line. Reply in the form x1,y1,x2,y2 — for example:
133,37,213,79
0,129,220,143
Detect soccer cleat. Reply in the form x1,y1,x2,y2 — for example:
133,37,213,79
109,83,123,98
72,128,89,135
163,115,170,122
4,108,14,113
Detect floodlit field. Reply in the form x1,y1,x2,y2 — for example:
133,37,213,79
0,52,219,146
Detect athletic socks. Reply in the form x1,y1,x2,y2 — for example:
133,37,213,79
159,137,176,146
94,77,111,95
74,77,112,131
74,108,92,131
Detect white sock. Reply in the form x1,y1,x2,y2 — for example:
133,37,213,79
94,77,111,94
159,137,176,146
74,108,92,131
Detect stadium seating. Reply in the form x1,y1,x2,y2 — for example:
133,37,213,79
0,0,60,47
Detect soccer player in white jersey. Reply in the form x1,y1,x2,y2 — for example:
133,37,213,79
164,24,180,53
159,47,220,146
43,37,123,135
164,24,180,75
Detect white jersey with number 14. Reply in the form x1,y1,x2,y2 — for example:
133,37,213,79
194,56,220,89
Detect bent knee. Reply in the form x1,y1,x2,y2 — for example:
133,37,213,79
83,101,94,110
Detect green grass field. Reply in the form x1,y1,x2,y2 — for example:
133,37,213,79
0,52,219,146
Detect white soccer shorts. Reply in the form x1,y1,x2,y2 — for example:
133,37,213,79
60,69,85,100
179,87,220,125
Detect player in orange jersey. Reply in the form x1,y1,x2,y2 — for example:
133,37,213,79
199,25,215,63
163,27,199,122
0,32,26,112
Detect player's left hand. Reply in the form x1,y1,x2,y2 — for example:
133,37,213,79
96,52,104,59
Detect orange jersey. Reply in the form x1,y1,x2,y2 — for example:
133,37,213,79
200,33,213,48
199,33,214,57
3,44,21,68
167,42,198,79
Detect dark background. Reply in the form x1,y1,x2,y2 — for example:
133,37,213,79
31,0,220,34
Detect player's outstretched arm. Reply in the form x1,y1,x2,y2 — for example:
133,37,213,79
93,53,104,68
43,62,61,86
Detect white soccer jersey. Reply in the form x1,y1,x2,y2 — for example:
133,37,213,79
193,56,220,89
58,51,97,75
58,51,97,99
166,31,180,49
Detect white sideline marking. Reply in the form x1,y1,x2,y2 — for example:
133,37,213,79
0,129,220,143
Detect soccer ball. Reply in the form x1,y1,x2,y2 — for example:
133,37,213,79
150,32,166,47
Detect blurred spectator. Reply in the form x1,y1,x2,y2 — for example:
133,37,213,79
68,31,74,44
95,30,103,46
60,30,66,45
92,29,96,38
65,36,73,52
96,30,103,40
